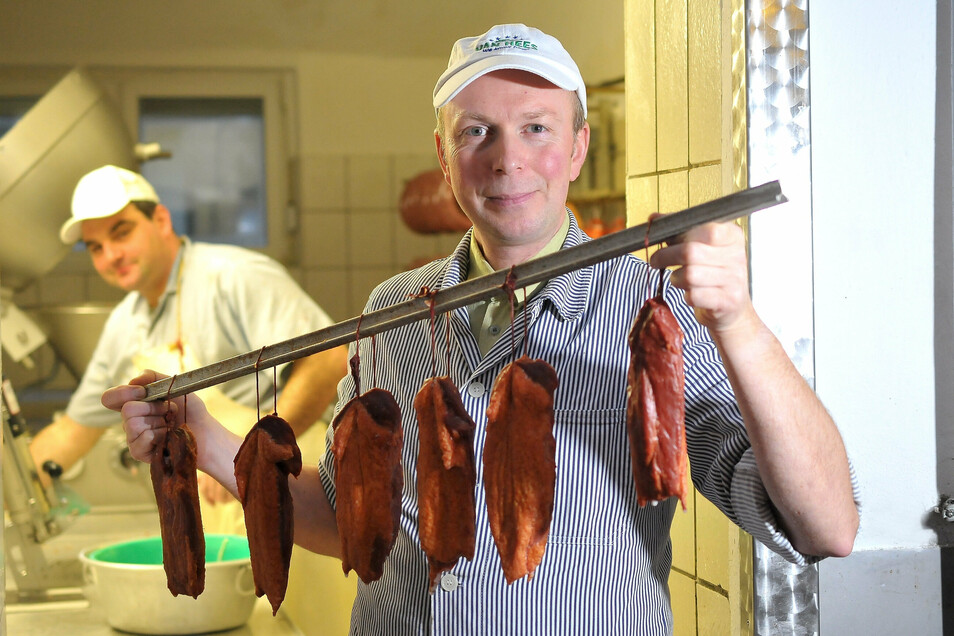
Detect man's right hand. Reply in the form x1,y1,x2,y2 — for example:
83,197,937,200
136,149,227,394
102,370,186,464
101,370,243,498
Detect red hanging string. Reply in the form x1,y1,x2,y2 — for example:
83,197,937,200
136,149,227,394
371,334,378,389
351,314,364,396
254,346,266,421
445,310,452,378
165,375,180,427
502,267,518,358
521,287,529,358
644,216,654,303
410,286,439,378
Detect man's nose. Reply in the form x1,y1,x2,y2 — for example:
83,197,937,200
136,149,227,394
101,242,122,262
491,131,524,174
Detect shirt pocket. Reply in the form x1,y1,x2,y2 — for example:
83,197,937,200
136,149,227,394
547,407,635,545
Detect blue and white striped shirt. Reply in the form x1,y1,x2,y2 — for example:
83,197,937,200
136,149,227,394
319,214,810,635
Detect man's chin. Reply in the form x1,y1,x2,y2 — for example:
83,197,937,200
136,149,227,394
111,277,138,293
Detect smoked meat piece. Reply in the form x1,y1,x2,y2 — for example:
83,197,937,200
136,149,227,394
626,295,688,509
150,423,205,598
414,376,477,592
234,414,302,615
483,356,558,584
331,388,403,584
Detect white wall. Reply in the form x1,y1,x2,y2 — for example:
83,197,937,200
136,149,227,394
1,8,625,322
811,1,939,551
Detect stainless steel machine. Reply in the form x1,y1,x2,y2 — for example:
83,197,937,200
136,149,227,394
0,67,157,606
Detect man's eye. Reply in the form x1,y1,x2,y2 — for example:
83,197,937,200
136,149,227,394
528,124,547,133
464,126,487,137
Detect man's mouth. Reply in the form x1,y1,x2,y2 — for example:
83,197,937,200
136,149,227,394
485,192,534,206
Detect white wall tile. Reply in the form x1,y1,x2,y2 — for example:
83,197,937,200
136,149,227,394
301,211,348,268
299,154,346,212
347,209,395,268
303,268,350,323
347,155,393,209
349,266,398,317
392,153,441,207
395,222,445,271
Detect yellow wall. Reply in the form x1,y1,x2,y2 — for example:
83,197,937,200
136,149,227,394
624,1,753,634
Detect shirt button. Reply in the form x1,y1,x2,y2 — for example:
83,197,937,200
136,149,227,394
440,572,459,592
467,382,485,398
488,325,501,335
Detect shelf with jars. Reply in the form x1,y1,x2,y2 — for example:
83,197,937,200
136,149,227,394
569,78,626,239
567,191,626,239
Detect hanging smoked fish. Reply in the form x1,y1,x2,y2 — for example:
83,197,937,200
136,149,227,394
234,413,302,615
415,375,477,591
151,419,205,598
625,290,688,509
332,388,404,584
483,355,558,583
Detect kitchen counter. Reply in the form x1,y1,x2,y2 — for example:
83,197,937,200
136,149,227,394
6,595,302,635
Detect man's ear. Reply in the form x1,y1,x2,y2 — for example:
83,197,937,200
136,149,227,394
569,122,591,182
435,131,451,185
153,204,175,234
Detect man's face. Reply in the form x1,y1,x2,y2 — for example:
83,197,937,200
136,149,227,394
81,203,172,296
437,69,589,265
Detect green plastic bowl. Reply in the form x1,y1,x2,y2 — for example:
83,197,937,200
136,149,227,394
86,533,250,566
80,533,255,635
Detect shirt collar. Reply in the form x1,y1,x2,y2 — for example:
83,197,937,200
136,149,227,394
138,236,188,314
467,212,570,280
466,212,570,299
443,210,592,322
162,236,189,298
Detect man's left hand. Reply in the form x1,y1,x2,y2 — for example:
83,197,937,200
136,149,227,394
650,220,754,334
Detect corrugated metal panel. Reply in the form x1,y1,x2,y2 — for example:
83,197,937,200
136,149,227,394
744,1,819,634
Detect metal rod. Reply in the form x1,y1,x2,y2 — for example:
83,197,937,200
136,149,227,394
143,181,786,401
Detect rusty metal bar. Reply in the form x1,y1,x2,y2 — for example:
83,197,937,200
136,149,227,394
142,181,785,401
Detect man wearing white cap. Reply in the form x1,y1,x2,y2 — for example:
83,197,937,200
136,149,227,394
105,25,859,634
31,165,348,535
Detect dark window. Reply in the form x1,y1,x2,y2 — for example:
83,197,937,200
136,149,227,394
138,98,267,247
0,96,39,138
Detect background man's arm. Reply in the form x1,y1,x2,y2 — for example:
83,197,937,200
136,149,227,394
29,414,107,487
276,345,349,436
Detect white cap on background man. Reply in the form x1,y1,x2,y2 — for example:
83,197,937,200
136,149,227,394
60,165,158,244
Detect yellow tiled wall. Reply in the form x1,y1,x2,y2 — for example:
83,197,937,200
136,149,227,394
624,1,753,634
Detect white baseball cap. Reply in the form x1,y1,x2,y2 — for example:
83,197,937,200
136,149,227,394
60,165,159,244
433,24,587,119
